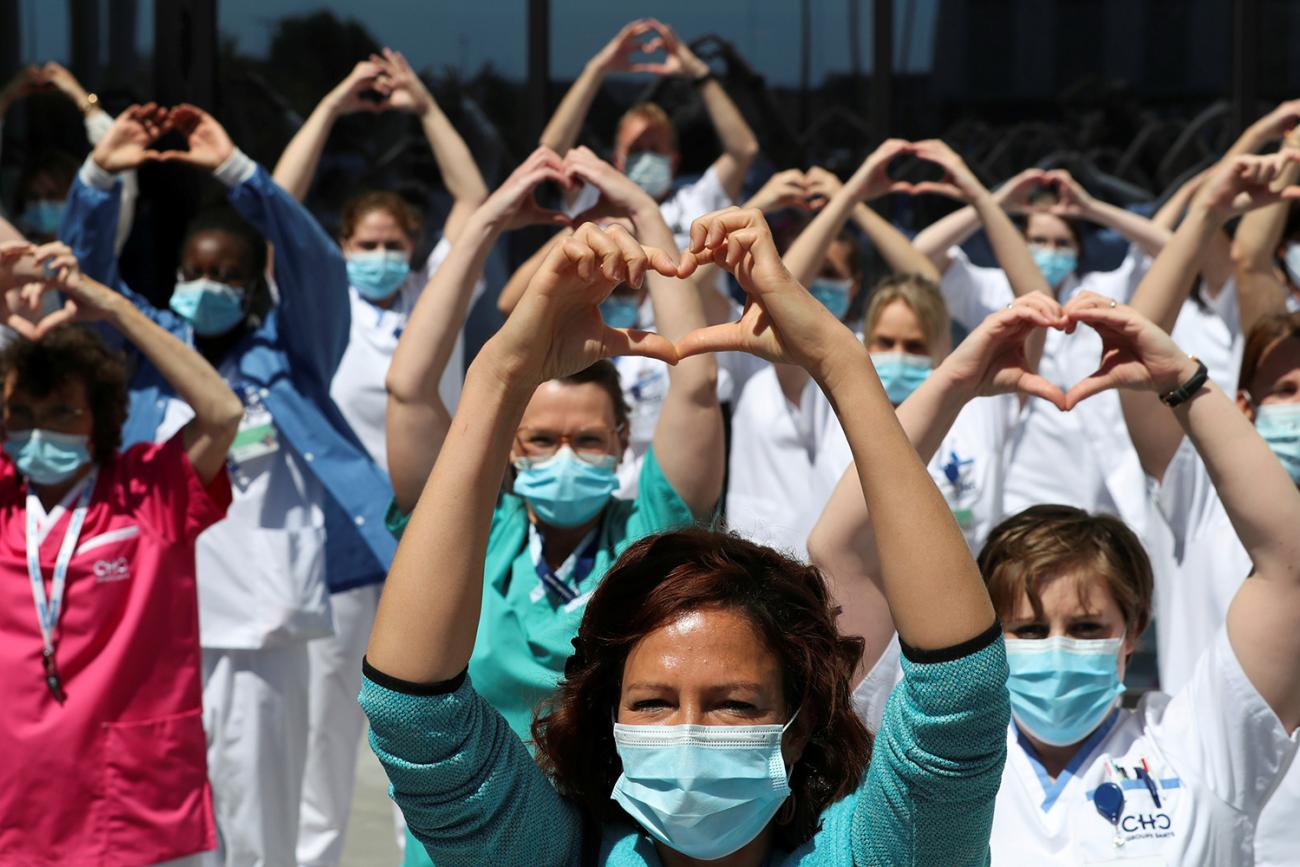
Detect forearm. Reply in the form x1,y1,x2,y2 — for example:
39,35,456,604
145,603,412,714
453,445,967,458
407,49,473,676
783,190,857,286
912,205,981,272
369,355,533,683
386,397,452,513
818,342,994,651
1085,199,1170,258
973,193,1050,299
539,61,604,154
498,230,568,315
698,79,758,198
1175,381,1300,574
271,97,341,202
419,101,488,210
852,203,940,281
0,213,21,243
388,212,502,407
1130,205,1219,333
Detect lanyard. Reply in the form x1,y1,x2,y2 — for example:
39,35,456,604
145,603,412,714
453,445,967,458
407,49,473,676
532,530,600,604
25,472,96,703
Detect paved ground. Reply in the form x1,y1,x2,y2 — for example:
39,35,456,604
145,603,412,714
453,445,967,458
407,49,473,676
340,733,402,867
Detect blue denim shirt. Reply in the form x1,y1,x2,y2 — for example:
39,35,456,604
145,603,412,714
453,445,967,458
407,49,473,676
61,156,396,592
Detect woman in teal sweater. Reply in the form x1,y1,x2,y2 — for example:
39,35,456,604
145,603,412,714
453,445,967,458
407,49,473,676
360,208,1011,865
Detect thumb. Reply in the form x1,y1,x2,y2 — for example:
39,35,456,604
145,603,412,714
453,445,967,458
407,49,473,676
674,323,743,360
1016,373,1068,411
1063,369,1119,411
602,327,678,365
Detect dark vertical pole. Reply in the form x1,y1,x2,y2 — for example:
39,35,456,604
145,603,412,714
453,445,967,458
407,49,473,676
68,0,101,89
107,0,139,91
1231,0,1260,134
0,0,20,78
526,0,550,145
800,0,811,132
154,0,218,108
870,0,893,144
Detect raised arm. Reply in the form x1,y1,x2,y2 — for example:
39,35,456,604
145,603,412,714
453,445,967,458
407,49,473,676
677,207,996,649
539,20,655,154
807,295,1066,680
782,143,907,286
377,49,488,244
497,228,571,315
910,140,1053,301
1047,169,1170,258
1231,131,1300,335
1064,295,1300,732
911,167,1047,273
16,243,242,481
566,146,723,516
271,60,387,202
368,223,677,684
386,148,569,512
1121,152,1300,481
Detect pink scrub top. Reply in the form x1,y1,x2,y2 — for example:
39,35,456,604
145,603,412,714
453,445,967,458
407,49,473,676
0,433,231,867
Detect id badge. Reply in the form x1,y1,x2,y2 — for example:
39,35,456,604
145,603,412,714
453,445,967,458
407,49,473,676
229,399,279,467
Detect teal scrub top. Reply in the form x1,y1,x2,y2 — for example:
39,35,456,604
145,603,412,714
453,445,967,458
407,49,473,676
384,446,695,740
387,449,696,867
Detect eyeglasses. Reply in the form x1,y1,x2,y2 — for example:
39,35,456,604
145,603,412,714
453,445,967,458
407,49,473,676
514,425,624,464
5,404,87,432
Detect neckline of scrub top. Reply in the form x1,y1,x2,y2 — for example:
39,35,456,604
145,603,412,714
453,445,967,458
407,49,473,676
1014,707,1122,812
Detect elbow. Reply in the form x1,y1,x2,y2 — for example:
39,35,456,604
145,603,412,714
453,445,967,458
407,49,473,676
215,393,245,436
734,135,759,167
385,364,422,405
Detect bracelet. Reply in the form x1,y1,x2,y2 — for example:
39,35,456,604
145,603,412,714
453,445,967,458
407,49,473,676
1159,357,1208,408
691,71,716,87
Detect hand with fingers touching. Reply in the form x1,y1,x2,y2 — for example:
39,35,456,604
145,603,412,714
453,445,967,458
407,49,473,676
374,48,434,115
486,223,679,387
565,146,661,227
1247,98,1300,145
804,166,844,210
90,103,170,173
1061,291,1198,410
992,167,1053,214
634,19,711,79
902,139,991,203
155,104,235,171
938,294,1069,409
326,59,391,115
844,138,913,202
484,147,572,230
1192,151,1300,217
592,19,659,74
742,169,810,213
675,207,858,374
1043,169,1097,219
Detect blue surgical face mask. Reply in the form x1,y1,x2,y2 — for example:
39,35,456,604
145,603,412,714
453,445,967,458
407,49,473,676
4,429,92,486
1005,635,1126,747
1255,403,1300,484
611,711,799,860
1030,246,1078,289
346,250,411,301
870,352,932,405
600,295,641,330
512,446,618,528
169,278,247,337
625,151,673,200
809,277,853,320
20,199,65,237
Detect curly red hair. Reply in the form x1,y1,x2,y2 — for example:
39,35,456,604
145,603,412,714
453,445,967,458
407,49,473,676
531,527,870,849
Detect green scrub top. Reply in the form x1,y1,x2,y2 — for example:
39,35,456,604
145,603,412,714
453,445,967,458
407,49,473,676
385,449,697,867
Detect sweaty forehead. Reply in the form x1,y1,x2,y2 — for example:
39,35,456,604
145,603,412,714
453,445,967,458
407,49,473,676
622,606,783,694
520,381,617,431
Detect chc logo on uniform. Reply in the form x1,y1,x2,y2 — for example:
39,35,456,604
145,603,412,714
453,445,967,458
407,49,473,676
93,558,131,583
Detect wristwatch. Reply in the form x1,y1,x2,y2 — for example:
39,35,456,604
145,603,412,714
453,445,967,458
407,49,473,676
1159,357,1208,408
79,92,100,115
691,71,716,87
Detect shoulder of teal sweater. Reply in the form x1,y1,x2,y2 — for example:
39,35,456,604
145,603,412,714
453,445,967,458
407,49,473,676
783,790,860,861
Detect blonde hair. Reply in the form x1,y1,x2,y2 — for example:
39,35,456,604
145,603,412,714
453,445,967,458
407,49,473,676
863,273,950,356
616,102,678,150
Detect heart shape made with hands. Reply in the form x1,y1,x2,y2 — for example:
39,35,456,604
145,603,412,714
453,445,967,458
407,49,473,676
2,281,78,343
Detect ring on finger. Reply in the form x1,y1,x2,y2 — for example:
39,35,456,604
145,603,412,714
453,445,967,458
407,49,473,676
1109,299,1117,308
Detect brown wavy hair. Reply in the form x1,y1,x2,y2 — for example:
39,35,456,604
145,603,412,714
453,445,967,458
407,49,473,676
339,190,423,243
1238,311,1300,397
531,527,871,850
